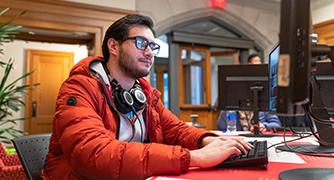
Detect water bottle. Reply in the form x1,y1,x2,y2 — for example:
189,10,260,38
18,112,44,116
226,110,237,132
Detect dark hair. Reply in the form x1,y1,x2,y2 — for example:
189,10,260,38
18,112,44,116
247,53,260,63
102,14,155,63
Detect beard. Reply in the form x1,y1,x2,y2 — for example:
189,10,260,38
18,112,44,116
118,48,151,78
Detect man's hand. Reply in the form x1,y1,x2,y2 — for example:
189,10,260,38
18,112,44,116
192,137,253,168
201,136,250,147
250,122,267,133
201,136,219,147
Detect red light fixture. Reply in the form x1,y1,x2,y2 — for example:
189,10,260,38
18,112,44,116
211,0,227,9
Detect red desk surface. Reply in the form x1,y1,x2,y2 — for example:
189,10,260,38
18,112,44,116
152,134,334,180
154,154,334,180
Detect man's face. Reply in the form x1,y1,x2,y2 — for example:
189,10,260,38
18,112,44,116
118,25,156,78
250,56,261,64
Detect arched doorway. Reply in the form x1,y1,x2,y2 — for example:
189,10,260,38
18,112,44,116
153,11,270,129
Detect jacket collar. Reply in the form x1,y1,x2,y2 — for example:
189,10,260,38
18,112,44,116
73,56,161,105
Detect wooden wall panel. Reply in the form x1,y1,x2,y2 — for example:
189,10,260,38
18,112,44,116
0,0,136,55
314,19,334,45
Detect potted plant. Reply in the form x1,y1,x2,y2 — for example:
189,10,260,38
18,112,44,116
0,7,29,145
0,7,32,179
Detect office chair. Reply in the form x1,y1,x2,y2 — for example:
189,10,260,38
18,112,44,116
11,134,51,180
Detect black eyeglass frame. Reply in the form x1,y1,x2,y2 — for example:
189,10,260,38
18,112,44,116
124,36,160,55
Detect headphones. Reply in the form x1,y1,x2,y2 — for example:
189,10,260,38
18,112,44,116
111,79,147,114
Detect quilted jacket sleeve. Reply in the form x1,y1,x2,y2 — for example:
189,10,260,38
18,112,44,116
54,75,190,179
152,91,217,150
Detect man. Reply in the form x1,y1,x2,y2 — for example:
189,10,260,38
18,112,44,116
248,53,262,64
42,14,252,179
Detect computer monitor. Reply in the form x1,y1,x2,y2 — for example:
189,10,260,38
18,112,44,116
315,62,334,115
218,64,269,111
218,64,273,137
276,0,311,115
273,0,334,154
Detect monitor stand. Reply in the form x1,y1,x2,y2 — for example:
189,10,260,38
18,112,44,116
276,144,334,153
279,168,334,180
276,75,334,153
240,85,274,138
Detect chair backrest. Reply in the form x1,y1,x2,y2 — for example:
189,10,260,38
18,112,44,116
12,134,51,180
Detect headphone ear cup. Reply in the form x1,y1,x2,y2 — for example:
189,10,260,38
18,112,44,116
113,87,133,114
131,88,146,111
129,85,146,111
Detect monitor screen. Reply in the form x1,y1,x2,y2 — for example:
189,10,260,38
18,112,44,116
269,45,279,112
218,64,269,111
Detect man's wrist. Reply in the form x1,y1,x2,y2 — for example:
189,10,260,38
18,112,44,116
197,133,218,148
189,150,201,167
201,136,215,147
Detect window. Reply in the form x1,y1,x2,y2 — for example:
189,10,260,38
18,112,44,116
179,45,211,106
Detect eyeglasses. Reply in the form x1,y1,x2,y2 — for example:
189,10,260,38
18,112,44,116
124,36,160,55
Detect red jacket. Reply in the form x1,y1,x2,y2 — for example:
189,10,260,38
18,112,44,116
42,56,214,179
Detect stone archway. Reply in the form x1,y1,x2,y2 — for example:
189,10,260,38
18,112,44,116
155,8,274,60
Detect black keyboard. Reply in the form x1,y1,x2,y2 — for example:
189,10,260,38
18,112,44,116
215,140,268,169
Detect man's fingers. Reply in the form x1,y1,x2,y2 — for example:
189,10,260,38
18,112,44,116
225,146,242,157
218,136,253,150
222,140,249,155
233,138,253,150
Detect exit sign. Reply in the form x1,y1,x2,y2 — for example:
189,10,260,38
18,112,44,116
211,0,227,9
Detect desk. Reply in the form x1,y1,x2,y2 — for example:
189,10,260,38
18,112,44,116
153,131,334,180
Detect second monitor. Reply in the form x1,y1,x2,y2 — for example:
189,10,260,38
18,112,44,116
218,64,269,112
315,62,334,116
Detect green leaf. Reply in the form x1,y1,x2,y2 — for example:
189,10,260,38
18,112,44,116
0,59,13,92
0,8,10,17
1,25,22,32
3,70,34,92
0,138,11,144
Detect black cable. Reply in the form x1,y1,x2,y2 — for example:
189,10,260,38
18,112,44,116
303,104,334,147
128,120,136,142
267,116,312,149
273,108,334,157
267,134,312,149
284,117,312,136
278,133,333,157
304,104,334,124
131,106,144,142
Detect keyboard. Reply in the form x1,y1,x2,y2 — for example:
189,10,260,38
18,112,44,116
215,140,268,169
